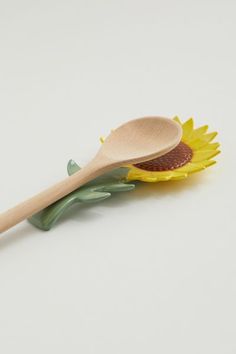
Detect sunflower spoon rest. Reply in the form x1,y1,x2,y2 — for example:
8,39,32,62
29,116,220,231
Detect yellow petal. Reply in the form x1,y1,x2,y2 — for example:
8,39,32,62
126,172,142,181
169,172,188,180
141,176,159,182
127,168,188,182
161,173,177,180
144,173,171,182
154,174,175,181
100,136,105,143
182,118,194,141
191,125,208,140
174,162,205,174
192,150,220,162
202,131,218,142
201,160,217,168
198,142,220,151
149,171,187,181
173,116,182,125
189,132,218,149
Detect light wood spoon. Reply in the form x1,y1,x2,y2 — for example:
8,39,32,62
0,116,182,233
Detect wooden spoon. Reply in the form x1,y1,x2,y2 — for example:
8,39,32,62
0,116,182,233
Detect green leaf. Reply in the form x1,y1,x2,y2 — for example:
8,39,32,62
28,159,134,231
76,191,111,202
67,159,81,175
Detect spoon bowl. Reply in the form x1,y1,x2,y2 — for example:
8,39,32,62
99,116,182,164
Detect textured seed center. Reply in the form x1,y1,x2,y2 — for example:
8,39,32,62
134,142,193,171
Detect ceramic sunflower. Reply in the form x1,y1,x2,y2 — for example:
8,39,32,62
28,116,220,231
123,116,220,182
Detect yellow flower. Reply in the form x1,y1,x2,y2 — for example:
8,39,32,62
125,117,220,182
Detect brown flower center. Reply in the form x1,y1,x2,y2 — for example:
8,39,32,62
134,142,193,172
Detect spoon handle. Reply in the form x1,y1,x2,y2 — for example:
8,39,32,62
0,157,109,233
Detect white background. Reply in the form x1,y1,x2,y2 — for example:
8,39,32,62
0,0,235,353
